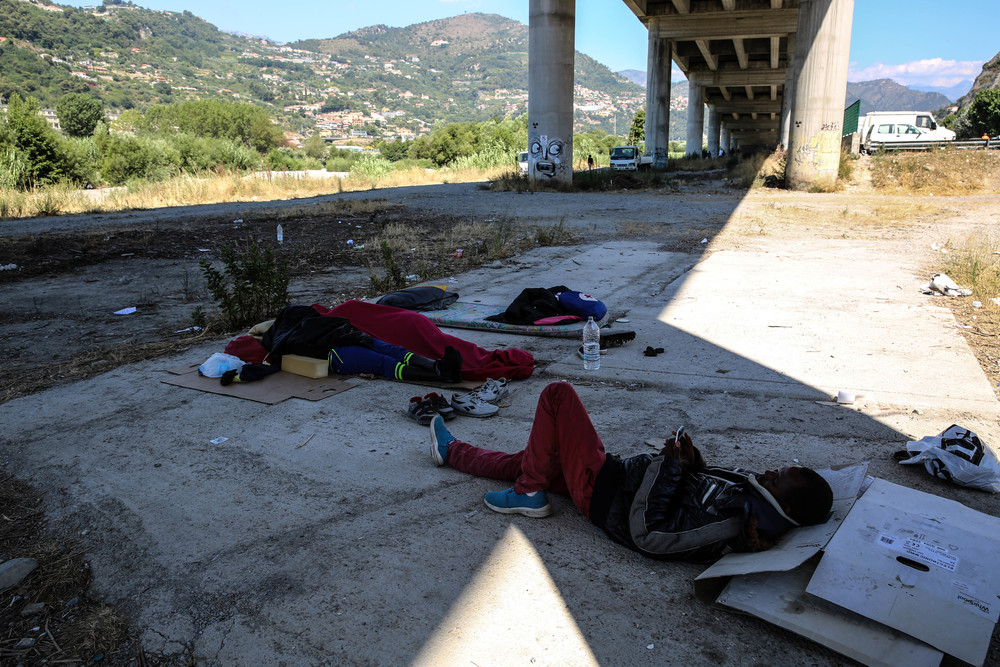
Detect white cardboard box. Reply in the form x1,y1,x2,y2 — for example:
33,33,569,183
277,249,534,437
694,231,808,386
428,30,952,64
696,466,1000,666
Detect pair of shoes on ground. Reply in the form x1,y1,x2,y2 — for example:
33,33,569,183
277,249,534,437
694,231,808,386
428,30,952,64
449,378,510,418
407,392,455,425
428,415,552,518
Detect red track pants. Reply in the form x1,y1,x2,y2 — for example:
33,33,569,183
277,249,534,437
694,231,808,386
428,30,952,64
446,382,607,517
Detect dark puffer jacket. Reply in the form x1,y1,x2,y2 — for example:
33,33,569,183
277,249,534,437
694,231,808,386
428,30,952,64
588,449,798,562
261,305,373,363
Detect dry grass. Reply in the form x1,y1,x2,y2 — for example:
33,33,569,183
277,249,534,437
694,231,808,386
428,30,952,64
870,150,1000,195
0,165,512,221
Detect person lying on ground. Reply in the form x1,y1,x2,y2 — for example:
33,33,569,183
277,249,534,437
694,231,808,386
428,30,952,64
224,304,463,385
428,381,833,561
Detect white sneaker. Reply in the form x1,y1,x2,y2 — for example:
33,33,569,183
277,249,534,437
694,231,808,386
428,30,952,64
450,391,499,417
475,378,510,403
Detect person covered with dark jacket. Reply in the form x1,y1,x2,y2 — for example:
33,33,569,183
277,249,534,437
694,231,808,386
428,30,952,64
428,382,833,561
225,305,463,385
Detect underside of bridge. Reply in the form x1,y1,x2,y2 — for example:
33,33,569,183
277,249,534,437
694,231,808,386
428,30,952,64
527,0,854,191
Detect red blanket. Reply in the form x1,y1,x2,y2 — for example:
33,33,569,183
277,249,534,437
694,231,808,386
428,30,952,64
225,300,536,381
319,300,535,381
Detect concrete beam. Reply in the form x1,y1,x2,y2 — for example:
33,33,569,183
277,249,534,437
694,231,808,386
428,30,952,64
689,68,787,87
722,119,781,131
707,100,782,114
649,9,798,41
695,39,718,70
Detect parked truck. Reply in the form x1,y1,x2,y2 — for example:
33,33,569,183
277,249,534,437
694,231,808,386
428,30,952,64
860,111,955,151
609,145,653,171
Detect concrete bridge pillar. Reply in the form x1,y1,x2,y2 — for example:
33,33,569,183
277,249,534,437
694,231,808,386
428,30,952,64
786,0,854,190
645,29,672,168
528,0,576,185
720,123,730,156
686,84,705,156
707,105,720,158
780,33,797,149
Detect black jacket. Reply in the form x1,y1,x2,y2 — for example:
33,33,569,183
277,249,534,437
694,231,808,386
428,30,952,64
261,305,373,363
589,448,798,562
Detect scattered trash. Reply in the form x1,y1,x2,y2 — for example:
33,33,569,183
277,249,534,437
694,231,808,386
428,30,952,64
0,263,17,271
233,219,243,224
354,244,364,249
113,307,136,315
454,249,464,259
197,248,211,252
464,510,478,518
992,297,1000,306
405,274,419,281
700,238,708,244
276,224,283,245
347,239,354,245
897,424,1000,492
210,437,229,445
616,318,630,323
173,326,202,334
646,644,655,650
836,390,855,405
973,301,982,307
922,273,972,297
448,277,457,283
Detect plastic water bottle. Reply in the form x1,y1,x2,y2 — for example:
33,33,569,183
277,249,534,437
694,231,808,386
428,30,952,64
276,224,284,245
583,316,601,370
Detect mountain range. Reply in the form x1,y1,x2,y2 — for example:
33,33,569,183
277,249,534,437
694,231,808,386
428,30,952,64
0,1,991,142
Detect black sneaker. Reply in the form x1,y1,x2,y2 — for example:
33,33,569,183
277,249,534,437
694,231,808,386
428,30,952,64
423,392,456,420
407,396,437,425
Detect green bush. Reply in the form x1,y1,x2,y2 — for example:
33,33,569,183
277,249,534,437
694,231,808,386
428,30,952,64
350,154,393,178
199,239,290,329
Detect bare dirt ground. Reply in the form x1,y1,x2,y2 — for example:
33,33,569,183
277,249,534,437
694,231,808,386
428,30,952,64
4,165,1000,664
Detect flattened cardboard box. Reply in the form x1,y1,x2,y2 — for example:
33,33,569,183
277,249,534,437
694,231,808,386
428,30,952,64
696,466,1000,666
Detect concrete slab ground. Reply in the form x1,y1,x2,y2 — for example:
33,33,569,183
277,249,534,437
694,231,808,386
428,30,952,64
5,188,1000,665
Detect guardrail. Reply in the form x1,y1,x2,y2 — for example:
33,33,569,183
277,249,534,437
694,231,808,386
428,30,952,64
864,139,999,153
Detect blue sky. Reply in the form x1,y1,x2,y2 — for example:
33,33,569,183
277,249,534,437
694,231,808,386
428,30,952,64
69,0,995,94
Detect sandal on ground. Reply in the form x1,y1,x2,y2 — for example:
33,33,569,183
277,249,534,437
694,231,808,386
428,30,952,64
603,331,636,348
407,396,438,425
423,392,456,420
450,391,499,417
474,378,510,403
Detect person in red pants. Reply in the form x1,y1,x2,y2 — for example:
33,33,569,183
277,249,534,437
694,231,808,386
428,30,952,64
429,381,834,561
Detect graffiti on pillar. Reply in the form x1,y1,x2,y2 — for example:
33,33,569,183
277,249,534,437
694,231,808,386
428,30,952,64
653,146,668,169
529,135,566,180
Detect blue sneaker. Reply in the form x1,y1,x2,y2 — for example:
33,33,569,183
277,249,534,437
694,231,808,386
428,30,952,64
483,487,551,518
430,415,455,466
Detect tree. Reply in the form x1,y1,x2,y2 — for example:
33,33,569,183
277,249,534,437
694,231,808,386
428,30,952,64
958,90,1000,139
302,134,327,160
56,93,104,138
4,94,65,186
627,109,645,147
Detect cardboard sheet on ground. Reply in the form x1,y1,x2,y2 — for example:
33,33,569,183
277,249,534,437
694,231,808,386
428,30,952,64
697,464,1000,666
161,363,360,404
421,301,609,338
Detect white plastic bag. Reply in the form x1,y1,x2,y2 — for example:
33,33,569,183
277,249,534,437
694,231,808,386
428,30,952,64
198,352,246,378
898,424,1000,493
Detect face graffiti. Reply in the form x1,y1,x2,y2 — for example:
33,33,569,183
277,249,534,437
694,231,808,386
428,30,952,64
529,135,565,179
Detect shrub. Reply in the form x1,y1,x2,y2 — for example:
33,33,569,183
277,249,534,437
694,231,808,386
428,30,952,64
350,154,393,179
199,239,290,329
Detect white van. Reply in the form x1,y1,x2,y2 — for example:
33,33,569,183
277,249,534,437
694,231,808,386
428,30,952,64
518,151,529,176
860,111,955,150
